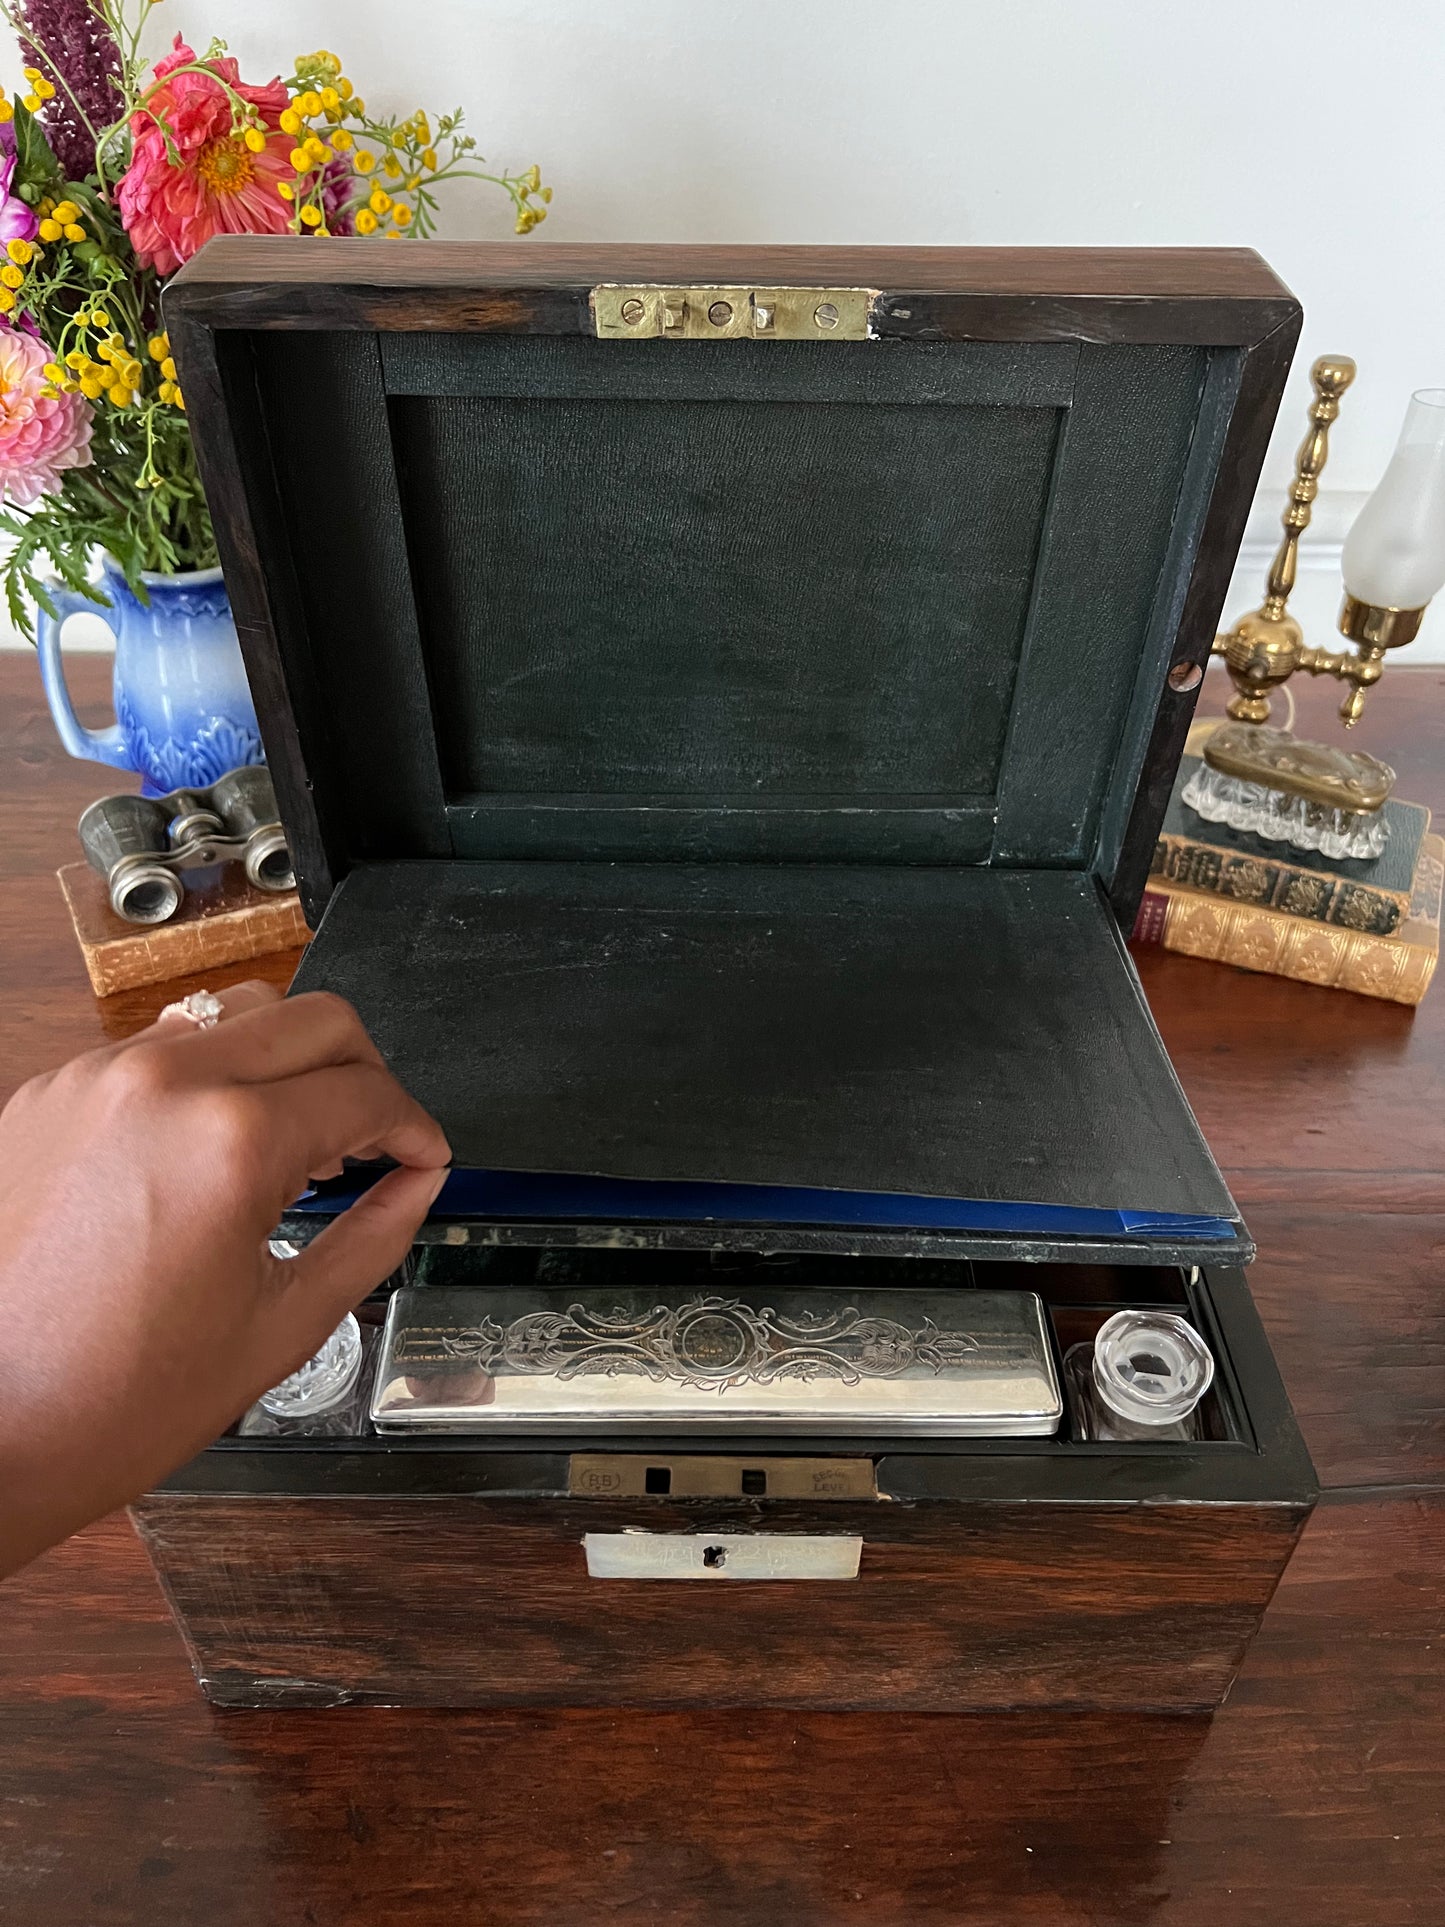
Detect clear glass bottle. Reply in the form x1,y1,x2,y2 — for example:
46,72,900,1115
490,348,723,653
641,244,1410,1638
1063,1308,1214,1443
237,1240,376,1438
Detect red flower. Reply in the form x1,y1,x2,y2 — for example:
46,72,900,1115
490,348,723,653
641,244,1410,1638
117,36,295,276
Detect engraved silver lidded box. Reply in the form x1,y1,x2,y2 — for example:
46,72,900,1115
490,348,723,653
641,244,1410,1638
371,1286,1062,1436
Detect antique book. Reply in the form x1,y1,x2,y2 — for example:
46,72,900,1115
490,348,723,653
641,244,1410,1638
58,858,310,997
1152,756,1428,935
1134,831,1443,1004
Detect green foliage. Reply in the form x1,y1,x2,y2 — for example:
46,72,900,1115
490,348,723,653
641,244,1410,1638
0,106,215,636
0,8,548,636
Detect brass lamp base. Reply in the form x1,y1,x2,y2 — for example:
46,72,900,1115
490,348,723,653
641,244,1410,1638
1210,354,1430,730
1203,352,1430,854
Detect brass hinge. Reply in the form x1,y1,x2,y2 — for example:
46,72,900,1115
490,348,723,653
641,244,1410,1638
592,284,876,342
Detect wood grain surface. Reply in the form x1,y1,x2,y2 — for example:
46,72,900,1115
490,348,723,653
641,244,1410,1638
3,655,1444,1923
133,1492,1306,1714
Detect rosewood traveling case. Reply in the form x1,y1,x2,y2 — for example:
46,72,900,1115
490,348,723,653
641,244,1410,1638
134,240,1317,1711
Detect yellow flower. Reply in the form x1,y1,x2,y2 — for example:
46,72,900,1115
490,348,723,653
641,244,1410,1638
175,391,186,412
79,374,102,399
337,76,353,100
521,164,541,194
0,100,13,124
22,94,40,114
21,65,39,81
382,155,401,179
63,223,84,243
42,361,63,382
161,356,177,380
280,106,302,136
354,149,374,174
392,203,412,228
110,384,133,408
304,135,327,163
277,180,294,201
5,237,30,265
539,185,553,203
92,308,110,328
37,218,61,242
97,363,117,387
369,188,392,214
0,265,22,289
299,203,322,227
243,125,267,154
147,334,169,360
330,128,352,151
351,97,365,116
289,146,310,172
159,380,177,403
34,78,56,102
355,207,378,235
300,90,323,117
422,146,437,170
320,87,339,111
64,349,86,369
53,200,79,224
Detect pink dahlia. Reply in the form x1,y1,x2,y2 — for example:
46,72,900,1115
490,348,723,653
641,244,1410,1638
117,36,294,276
0,324,92,505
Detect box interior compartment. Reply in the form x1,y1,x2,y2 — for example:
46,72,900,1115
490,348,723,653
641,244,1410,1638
167,246,1301,1270
293,859,1246,1261
222,1247,1244,1456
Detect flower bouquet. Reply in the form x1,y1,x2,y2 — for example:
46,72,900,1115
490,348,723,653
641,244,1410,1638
0,0,550,635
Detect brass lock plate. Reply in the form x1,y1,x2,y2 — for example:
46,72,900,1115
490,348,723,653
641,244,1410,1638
591,284,876,341
568,1454,878,1501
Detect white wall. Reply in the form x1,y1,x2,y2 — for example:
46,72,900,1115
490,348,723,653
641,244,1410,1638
5,0,1445,652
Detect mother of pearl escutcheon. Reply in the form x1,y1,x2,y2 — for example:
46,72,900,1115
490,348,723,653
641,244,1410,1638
582,1533,863,1581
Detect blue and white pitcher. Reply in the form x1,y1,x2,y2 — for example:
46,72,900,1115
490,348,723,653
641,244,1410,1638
36,555,263,797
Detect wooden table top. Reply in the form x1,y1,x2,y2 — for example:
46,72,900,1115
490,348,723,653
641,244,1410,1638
3,653,1443,1927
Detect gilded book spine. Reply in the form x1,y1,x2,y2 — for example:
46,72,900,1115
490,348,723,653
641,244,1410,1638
1134,835,1443,1006
1150,834,1408,935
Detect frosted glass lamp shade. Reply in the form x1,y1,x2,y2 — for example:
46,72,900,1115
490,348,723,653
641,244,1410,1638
1342,389,1445,610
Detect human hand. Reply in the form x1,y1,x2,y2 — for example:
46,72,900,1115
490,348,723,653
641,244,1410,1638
0,981,449,1578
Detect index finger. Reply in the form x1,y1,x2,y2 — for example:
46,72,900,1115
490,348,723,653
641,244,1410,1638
267,1060,451,1187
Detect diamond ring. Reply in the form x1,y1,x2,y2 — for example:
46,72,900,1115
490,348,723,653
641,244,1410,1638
159,988,225,1030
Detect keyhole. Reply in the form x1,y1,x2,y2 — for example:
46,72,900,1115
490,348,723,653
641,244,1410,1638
701,1544,728,1570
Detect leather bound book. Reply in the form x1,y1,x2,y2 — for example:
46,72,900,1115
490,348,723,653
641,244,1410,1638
1134,831,1443,1005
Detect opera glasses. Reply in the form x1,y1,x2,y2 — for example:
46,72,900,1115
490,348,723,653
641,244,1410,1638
78,764,294,925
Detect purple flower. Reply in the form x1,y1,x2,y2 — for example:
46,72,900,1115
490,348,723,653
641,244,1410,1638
14,0,123,183
317,154,357,236
0,124,38,245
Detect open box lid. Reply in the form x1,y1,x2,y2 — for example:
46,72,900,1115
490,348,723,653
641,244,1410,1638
167,242,1299,1265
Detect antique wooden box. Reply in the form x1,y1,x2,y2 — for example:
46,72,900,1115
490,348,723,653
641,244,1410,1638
133,240,1315,1712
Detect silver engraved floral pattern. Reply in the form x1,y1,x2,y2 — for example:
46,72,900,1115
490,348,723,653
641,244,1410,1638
413,1295,980,1391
